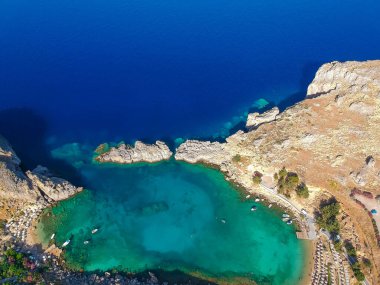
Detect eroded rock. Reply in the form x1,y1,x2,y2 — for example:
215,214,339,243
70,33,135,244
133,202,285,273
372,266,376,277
95,141,172,164
246,107,279,130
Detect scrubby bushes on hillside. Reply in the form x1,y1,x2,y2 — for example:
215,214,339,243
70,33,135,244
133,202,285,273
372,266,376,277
274,167,309,198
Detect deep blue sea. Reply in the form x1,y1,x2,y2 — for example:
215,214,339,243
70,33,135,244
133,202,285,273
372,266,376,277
1,0,380,170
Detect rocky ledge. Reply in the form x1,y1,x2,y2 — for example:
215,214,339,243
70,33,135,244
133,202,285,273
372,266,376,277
95,141,172,164
246,106,279,130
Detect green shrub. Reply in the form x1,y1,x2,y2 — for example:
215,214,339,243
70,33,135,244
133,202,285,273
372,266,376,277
296,183,309,198
232,154,241,163
0,249,41,282
252,175,262,184
279,167,287,179
363,258,372,268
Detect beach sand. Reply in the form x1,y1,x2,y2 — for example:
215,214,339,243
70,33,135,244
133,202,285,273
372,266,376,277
299,240,315,285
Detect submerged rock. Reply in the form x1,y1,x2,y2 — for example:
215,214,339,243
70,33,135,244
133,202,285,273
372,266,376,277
95,141,172,164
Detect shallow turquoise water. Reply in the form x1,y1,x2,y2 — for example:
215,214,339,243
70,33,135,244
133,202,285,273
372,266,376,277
39,149,305,285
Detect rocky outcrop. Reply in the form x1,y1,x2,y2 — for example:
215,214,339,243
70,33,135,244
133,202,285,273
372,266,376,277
246,107,279,129
95,141,172,164
307,60,380,98
174,140,230,165
175,60,380,195
0,135,82,203
26,165,83,202
0,135,38,201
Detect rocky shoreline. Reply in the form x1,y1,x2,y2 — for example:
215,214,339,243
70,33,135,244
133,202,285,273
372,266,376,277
2,60,380,284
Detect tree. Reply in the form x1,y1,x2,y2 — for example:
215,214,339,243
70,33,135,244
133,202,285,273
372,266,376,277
296,183,309,198
316,200,340,235
252,175,262,184
279,167,287,179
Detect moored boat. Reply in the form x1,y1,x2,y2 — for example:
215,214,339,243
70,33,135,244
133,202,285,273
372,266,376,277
91,228,98,234
62,240,70,247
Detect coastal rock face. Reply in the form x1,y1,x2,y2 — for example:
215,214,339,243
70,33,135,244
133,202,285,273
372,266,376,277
246,107,279,129
26,165,83,202
175,140,231,165
307,60,380,98
0,135,38,201
176,60,380,194
96,141,172,164
0,135,82,203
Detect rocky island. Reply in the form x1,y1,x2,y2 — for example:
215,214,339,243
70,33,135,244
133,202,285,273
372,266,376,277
95,141,172,164
1,60,380,284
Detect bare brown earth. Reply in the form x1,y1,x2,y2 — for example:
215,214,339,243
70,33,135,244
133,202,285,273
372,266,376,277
176,60,380,284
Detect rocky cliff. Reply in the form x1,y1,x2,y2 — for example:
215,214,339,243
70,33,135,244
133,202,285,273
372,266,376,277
0,135,82,204
175,60,380,195
95,141,172,164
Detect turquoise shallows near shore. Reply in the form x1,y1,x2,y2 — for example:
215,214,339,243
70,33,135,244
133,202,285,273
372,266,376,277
39,146,305,285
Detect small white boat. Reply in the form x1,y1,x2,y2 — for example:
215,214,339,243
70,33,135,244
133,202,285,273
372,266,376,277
268,204,273,208
251,206,257,211
221,219,226,224
91,228,98,234
255,198,260,202
50,233,55,240
62,240,70,247
84,240,90,245
282,213,290,218
245,194,251,199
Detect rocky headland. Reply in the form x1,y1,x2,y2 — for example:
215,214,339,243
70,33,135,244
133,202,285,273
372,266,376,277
95,141,172,164
175,60,380,284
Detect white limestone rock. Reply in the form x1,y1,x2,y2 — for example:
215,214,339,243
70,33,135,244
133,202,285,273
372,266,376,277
246,107,279,130
96,141,172,164
0,135,39,201
307,60,380,98
26,165,83,202
175,140,231,165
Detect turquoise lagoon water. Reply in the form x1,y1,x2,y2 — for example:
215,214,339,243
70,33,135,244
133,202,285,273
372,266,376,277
38,153,305,285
